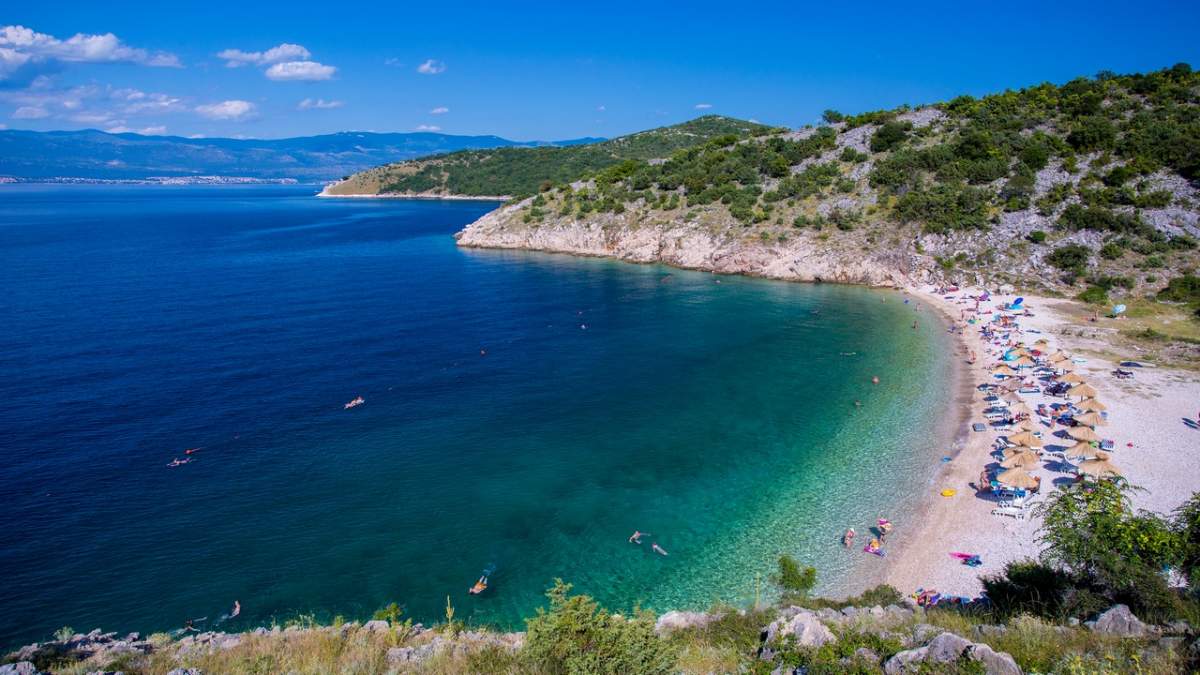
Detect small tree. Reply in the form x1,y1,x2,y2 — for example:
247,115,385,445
1173,492,1200,590
774,555,817,600
523,580,676,675
1035,480,1183,620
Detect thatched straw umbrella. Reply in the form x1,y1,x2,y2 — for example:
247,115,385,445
1058,372,1088,384
1007,431,1043,448
1078,398,1107,413
997,466,1040,489
1066,441,1103,459
1013,356,1036,368
1077,453,1122,479
1001,391,1024,404
1009,401,1034,417
1001,451,1041,469
999,379,1023,392
1049,352,1070,363
1067,426,1102,443
1034,338,1050,347
1067,383,1099,399
993,364,1017,377
1073,411,1107,427
1013,417,1038,432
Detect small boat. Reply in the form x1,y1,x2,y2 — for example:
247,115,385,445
344,396,365,410
167,458,192,468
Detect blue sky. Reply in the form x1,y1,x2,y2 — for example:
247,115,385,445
2,0,1199,140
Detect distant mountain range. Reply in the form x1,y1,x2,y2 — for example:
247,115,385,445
0,129,604,182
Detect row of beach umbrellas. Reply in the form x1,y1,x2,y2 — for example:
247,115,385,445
989,334,1122,489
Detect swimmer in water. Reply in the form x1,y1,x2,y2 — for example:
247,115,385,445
652,543,668,556
629,531,647,544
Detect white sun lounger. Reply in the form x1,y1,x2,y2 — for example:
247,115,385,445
991,506,1027,520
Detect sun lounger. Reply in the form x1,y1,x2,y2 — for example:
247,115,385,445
972,423,986,432
991,506,1026,520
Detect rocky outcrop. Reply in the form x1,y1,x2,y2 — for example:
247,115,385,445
884,631,1022,674
456,204,921,287
653,610,718,635
1087,604,1161,638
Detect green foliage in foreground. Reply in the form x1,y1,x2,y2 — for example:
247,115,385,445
982,480,1196,624
523,579,677,675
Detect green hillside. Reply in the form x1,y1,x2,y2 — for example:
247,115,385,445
323,116,774,197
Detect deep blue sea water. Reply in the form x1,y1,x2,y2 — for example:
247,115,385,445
0,185,953,646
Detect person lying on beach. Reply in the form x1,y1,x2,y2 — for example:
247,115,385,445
652,543,668,556
843,528,855,547
629,531,647,544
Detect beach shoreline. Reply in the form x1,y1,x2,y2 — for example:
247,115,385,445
876,285,1200,600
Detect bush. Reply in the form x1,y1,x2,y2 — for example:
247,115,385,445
1026,230,1048,244
869,120,912,153
982,560,1077,620
1099,242,1124,259
1066,116,1117,152
774,555,817,599
896,184,990,233
1045,244,1091,278
523,580,676,675
1158,275,1200,305
1034,481,1184,621
821,109,845,124
1175,493,1200,589
1077,285,1109,304
839,147,868,163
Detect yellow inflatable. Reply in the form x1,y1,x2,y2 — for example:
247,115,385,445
940,489,957,497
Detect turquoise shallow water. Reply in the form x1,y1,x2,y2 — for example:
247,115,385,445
0,185,953,646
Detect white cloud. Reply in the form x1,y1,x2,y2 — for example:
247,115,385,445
414,124,441,131
195,99,256,120
694,103,712,110
0,122,7,129
0,25,179,83
69,111,114,124
416,59,445,75
217,43,310,67
12,105,48,119
298,97,344,110
383,57,403,67
265,60,336,81
429,106,449,114
597,105,606,112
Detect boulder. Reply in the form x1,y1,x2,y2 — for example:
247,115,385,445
0,663,38,675
763,611,836,649
654,610,716,635
1089,604,1159,638
386,647,416,664
926,632,973,662
362,620,391,633
166,669,203,675
884,632,1021,674
853,646,880,663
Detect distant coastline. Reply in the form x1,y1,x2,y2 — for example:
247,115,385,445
316,184,508,201
0,175,299,186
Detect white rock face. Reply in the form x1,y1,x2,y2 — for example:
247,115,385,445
456,205,914,287
763,610,837,648
654,610,718,635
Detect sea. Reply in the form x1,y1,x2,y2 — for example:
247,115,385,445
0,184,954,646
